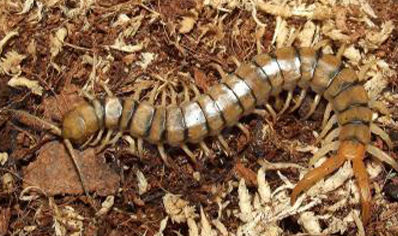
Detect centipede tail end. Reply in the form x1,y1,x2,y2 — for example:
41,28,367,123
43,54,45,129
290,153,346,205
352,152,371,225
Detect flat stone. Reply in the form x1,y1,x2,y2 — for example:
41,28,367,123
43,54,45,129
23,142,120,196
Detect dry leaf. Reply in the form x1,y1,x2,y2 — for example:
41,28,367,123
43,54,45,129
50,27,67,58
365,20,394,49
96,195,114,216
136,169,149,195
163,193,197,223
18,0,35,14
297,21,317,47
0,50,26,75
0,152,7,166
136,52,156,70
200,207,217,236
0,31,18,55
179,11,198,34
110,34,143,53
1,173,13,193
155,217,169,236
8,76,44,96
298,212,321,234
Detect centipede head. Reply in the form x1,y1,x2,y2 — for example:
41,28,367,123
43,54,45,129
62,102,100,144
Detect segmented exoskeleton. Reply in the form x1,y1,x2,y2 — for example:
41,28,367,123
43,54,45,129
12,47,397,225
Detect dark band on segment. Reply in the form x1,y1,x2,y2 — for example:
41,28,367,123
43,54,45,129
222,82,245,113
179,105,189,142
195,100,211,134
143,107,156,138
325,62,344,90
122,99,138,130
233,72,259,105
251,60,273,90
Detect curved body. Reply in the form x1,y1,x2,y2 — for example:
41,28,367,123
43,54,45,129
62,47,372,149
60,47,395,224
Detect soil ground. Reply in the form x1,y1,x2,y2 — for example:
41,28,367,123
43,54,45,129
0,0,397,235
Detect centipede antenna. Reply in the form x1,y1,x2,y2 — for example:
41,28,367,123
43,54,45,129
370,124,393,149
322,102,333,129
303,94,321,120
11,109,62,137
277,91,293,116
63,139,90,196
236,123,251,141
289,89,307,113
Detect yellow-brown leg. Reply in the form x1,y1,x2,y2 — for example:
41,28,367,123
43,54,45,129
309,141,340,166
289,89,307,113
265,103,277,123
277,91,293,117
303,94,321,119
199,141,212,157
370,124,393,149
217,135,230,156
367,144,398,172
322,102,333,129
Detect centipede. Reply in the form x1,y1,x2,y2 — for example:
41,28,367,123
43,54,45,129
9,46,398,226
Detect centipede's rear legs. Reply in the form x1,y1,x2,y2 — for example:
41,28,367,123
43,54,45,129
312,102,394,166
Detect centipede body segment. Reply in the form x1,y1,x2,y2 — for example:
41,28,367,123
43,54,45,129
15,46,398,225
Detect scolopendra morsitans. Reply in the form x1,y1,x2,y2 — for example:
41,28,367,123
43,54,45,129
9,46,397,226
